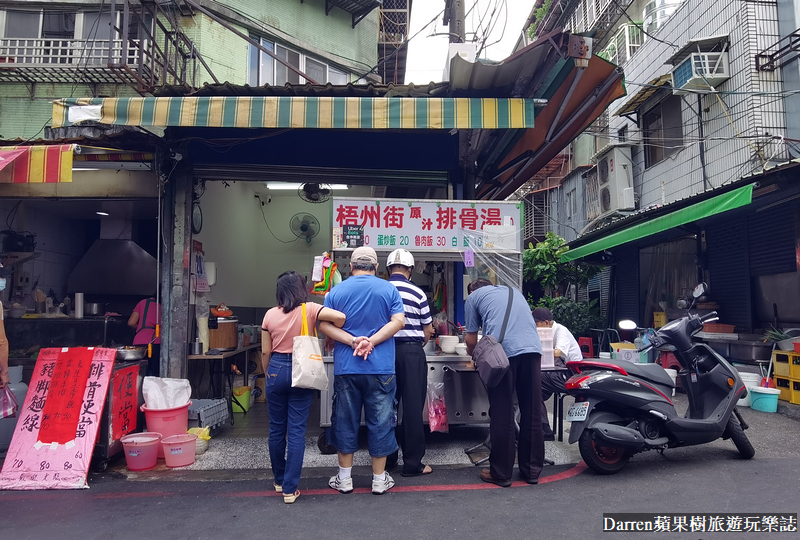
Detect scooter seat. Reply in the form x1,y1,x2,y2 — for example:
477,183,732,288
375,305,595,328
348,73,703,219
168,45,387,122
622,362,675,389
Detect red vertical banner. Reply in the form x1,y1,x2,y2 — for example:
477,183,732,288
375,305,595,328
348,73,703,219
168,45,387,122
0,347,115,490
111,364,139,441
38,348,95,445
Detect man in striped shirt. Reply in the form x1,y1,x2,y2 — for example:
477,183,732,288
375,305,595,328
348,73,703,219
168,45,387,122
387,249,435,477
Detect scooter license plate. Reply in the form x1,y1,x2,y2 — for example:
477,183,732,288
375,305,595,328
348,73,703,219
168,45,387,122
566,401,590,422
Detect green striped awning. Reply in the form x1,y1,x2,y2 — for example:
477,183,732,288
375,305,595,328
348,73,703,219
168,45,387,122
52,96,536,130
560,184,754,262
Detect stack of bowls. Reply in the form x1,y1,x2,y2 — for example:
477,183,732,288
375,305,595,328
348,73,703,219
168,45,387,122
439,336,459,354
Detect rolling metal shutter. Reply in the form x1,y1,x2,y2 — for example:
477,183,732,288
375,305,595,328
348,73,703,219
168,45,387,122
614,247,640,323
706,220,751,332
748,204,795,276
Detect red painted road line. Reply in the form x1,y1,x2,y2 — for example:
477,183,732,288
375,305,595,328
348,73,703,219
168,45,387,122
0,462,589,501
94,492,177,499
223,461,589,498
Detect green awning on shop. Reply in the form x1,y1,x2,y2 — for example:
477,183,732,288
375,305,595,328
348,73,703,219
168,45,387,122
561,184,754,262
52,96,536,130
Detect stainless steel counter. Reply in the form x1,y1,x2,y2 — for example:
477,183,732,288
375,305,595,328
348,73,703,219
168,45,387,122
698,335,773,364
320,354,488,428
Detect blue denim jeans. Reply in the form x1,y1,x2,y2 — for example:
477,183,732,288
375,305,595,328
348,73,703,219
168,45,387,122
265,353,314,495
331,373,398,457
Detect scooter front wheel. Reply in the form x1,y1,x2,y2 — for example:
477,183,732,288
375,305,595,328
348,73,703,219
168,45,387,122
579,430,631,475
723,414,755,459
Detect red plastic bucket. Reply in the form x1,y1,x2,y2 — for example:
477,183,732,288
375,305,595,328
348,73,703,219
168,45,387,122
162,434,198,468
120,432,162,471
141,401,191,458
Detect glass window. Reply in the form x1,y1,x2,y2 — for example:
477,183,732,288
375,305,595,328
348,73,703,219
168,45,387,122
82,10,113,39
644,94,683,168
248,40,259,86
275,44,300,85
305,57,326,84
329,66,348,85
42,12,75,64
42,12,75,39
247,38,274,86
259,38,274,86
5,10,40,38
81,11,113,65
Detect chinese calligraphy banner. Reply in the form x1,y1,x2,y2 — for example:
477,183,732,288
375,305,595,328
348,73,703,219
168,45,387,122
332,198,522,252
111,364,140,441
0,347,115,490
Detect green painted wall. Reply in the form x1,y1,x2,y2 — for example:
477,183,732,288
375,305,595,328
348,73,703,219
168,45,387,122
213,0,377,75
0,84,139,140
178,14,248,86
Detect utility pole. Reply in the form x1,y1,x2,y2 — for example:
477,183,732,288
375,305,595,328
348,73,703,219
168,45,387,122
443,0,465,43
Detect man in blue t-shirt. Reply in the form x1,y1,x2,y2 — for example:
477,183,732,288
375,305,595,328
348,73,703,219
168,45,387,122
464,279,544,487
320,246,405,495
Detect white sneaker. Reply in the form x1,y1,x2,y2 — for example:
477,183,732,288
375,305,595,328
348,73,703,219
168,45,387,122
372,473,395,495
328,475,354,494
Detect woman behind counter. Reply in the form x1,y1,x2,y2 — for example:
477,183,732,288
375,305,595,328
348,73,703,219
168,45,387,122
128,297,162,377
261,271,345,504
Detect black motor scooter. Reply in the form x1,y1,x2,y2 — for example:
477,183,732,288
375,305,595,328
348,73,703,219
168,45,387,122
564,283,755,474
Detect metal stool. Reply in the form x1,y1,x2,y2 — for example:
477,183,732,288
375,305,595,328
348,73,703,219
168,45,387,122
551,391,567,442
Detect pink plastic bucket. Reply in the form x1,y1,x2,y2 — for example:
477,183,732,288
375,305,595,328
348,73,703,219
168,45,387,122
141,401,191,458
161,434,198,468
120,432,162,471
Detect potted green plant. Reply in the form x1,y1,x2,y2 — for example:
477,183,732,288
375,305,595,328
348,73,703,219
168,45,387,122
764,326,797,351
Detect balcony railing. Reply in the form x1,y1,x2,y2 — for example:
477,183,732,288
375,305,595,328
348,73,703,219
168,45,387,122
0,38,141,66
0,1,216,94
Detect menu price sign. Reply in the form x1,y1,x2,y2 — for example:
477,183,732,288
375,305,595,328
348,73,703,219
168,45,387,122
332,198,521,251
0,347,115,490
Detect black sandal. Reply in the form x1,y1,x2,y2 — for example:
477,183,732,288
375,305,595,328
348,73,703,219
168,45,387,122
401,464,433,477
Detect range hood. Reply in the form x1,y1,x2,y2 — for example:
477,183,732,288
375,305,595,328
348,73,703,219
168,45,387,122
68,239,157,296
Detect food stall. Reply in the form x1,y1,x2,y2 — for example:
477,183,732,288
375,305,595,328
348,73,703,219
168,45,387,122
317,197,524,451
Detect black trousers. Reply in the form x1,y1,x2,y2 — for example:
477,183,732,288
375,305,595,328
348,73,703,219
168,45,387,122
147,344,161,377
486,352,544,482
541,370,568,430
394,341,428,475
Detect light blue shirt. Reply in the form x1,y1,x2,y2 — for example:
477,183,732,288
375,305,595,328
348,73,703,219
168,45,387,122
464,285,542,358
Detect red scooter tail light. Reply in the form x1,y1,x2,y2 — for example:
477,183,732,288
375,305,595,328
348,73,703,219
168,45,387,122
565,374,592,390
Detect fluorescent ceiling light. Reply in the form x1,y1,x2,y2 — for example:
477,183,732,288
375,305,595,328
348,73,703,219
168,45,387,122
264,182,349,190
74,167,101,171
96,211,110,216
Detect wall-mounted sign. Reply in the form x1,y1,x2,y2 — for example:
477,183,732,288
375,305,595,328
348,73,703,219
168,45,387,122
332,198,522,252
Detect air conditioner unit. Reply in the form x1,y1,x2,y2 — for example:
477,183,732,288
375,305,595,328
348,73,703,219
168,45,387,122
671,51,729,94
595,147,635,214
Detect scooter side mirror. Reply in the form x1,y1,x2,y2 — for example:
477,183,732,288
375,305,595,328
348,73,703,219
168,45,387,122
618,319,637,330
693,282,708,298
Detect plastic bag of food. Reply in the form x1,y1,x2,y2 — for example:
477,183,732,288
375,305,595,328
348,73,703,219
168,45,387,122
1,387,18,419
427,380,448,433
188,426,211,441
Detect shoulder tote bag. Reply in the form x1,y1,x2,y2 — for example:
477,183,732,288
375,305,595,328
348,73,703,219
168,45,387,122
472,286,513,388
292,303,329,391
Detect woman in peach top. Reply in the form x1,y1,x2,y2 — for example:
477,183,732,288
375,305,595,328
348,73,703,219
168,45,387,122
261,271,345,504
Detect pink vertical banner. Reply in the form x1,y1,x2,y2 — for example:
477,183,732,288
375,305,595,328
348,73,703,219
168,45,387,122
0,347,115,490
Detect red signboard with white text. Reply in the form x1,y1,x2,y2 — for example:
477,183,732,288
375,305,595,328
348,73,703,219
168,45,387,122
332,198,522,251
0,347,115,490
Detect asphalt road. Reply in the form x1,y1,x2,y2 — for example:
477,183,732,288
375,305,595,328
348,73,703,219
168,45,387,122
1,401,799,540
